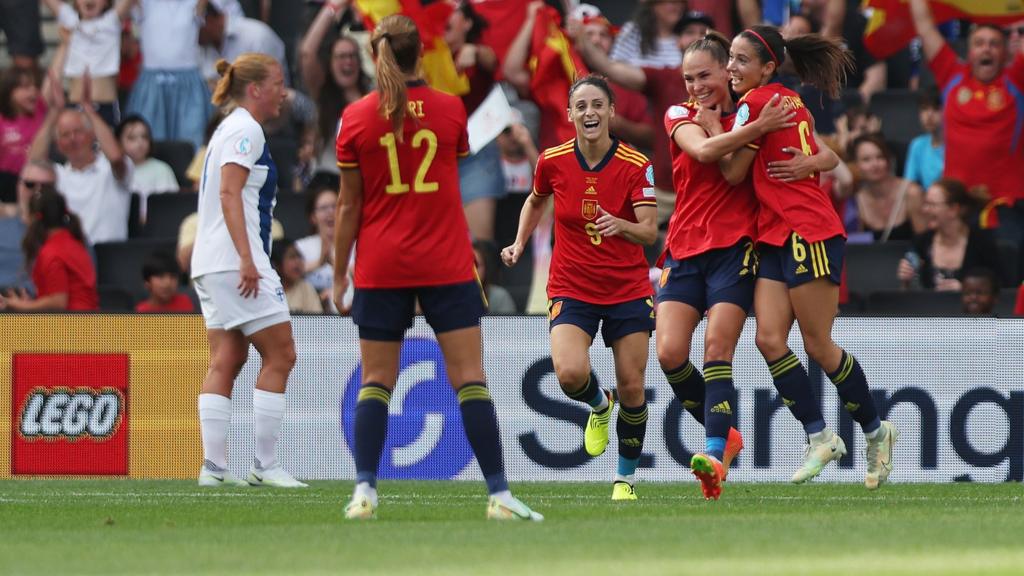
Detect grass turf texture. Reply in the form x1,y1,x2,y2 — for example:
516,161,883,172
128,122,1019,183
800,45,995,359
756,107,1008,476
1,481,1021,575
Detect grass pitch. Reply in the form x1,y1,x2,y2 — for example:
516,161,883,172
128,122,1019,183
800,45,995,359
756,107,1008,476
0,480,1021,575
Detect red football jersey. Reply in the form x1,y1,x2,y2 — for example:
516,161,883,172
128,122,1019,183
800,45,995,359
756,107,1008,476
337,83,475,289
32,229,98,311
533,139,656,305
733,84,845,246
663,101,758,260
931,44,1024,201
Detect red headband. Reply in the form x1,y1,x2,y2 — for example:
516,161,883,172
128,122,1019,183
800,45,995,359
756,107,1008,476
744,29,779,65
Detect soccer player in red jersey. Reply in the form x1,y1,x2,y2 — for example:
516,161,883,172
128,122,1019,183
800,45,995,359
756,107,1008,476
659,31,836,500
698,25,898,490
332,15,541,521
502,75,658,501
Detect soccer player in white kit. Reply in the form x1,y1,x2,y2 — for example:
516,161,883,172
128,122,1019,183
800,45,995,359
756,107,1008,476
192,53,305,488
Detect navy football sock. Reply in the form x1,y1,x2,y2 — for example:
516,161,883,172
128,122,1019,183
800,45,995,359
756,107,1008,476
767,351,825,435
353,383,391,488
457,383,509,495
664,360,705,425
827,350,881,434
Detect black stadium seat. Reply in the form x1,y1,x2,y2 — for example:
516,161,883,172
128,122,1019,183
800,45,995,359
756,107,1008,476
869,90,922,146
273,192,310,239
143,193,198,239
995,287,1019,317
97,285,135,312
845,240,913,299
150,140,197,189
94,239,177,301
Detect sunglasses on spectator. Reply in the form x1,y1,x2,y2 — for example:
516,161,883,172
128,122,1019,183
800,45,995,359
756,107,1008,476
1005,26,1024,36
19,179,50,190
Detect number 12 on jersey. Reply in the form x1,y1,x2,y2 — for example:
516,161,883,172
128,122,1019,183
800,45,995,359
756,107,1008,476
379,129,439,194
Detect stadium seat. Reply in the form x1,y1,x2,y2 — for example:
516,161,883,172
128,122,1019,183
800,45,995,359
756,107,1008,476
995,287,1019,317
128,193,142,238
995,239,1020,287
845,240,912,299
143,193,198,239
839,87,863,114
274,192,310,239
97,285,135,312
150,140,196,189
94,239,177,301
870,90,922,146
866,290,961,316
268,138,297,194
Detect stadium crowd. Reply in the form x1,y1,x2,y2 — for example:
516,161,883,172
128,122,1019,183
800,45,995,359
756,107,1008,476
0,0,1022,317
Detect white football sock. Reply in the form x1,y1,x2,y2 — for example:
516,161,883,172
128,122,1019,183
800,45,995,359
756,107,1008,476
253,389,286,470
198,393,231,470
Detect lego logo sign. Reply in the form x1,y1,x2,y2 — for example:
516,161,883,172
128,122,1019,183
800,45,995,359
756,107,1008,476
12,354,129,475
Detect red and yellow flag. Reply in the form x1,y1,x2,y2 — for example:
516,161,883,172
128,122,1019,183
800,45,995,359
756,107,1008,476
528,5,588,148
864,0,1024,59
354,0,469,96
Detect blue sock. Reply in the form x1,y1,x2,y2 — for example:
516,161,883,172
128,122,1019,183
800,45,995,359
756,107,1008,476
457,383,509,495
566,375,608,411
353,383,391,488
616,401,647,478
767,351,826,435
827,350,881,434
664,361,705,425
703,361,735,461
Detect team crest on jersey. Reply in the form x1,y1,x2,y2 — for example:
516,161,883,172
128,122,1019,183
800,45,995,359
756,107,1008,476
988,89,1005,111
234,136,252,156
659,268,670,288
957,87,972,105
582,199,599,220
548,300,563,321
734,103,750,128
667,105,689,119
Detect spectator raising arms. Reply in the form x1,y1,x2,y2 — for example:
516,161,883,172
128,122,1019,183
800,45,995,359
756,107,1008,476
29,72,132,244
298,0,371,176
41,0,136,127
1,185,98,311
0,66,47,203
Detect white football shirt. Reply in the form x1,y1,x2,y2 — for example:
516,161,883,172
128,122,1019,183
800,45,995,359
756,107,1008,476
191,107,278,278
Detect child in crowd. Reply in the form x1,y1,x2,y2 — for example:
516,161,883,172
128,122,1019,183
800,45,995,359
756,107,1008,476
271,237,323,314
116,114,178,220
135,251,194,312
961,267,998,316
903,87,944,191
42,0,135,127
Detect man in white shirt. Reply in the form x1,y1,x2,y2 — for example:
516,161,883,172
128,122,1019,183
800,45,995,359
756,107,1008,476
198,2,288,87
28,86,132,245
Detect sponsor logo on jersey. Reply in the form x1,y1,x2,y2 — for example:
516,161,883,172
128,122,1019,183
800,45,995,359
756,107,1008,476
12,353,130,475
584,185,597,195
667,105,689,119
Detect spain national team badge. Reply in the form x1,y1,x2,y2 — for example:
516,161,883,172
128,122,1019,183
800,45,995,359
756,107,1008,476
548,300,563,321
582,199,599,220
659,268,670,288
988,89,1005,111
957,86,971,105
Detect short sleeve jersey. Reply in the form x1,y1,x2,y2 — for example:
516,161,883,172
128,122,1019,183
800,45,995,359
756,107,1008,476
33,229,98,311
533,139,655,305
664,102,758,260
930,44,1024,201
732,84,844,246
191,107,278,278
336,82,475,289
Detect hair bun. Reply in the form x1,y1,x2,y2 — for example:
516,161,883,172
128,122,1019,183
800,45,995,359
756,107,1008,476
216,59,231,77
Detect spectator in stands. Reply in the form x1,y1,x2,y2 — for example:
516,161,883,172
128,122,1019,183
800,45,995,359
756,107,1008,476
117,114,179,220
0,160,53,288
135,251,194,312
834,104,881,161
473,239,515,315
1007,18,1024,56
0,185,98,311
0,0,44,71
270,237,323,313
898,178,1004,291
690,0,759,38
199,2,289,87
126,0,210,148
570,9,709,223
42,0,135,128
295,181,336,311
0,66,47,203
299,0,371,176
29,75,132,244
609,0,685,68
961,267,999,316
497,120,538,197
910,0,1024,245
847,134,925,242
903,87,944,191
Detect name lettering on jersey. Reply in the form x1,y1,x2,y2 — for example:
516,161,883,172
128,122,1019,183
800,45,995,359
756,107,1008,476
407,100,426,118
582,199,599,221
584,185,597,195
780,96,805,110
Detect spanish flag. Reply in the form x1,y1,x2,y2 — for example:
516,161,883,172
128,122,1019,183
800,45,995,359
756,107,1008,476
529,5,588,148
863,0,1024,59
354,0,470,96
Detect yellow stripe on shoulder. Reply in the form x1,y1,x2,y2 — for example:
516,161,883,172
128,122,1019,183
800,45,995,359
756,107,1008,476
545,147,575,160
616,144,650,164
543,140,576,157
632,200,658,207
614,152,646,168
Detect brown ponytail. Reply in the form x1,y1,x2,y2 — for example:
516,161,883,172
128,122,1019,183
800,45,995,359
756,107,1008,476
684,30,731,67
371,15,421,141
740,25,853,99
211,53,280,109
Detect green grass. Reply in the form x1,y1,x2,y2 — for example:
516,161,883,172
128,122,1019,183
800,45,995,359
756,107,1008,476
1,481,1021,575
